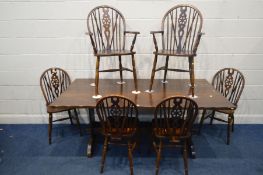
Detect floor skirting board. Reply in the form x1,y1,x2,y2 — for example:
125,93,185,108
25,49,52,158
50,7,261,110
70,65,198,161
0,114,263,124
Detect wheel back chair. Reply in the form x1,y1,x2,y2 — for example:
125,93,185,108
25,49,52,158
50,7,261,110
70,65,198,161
96,95,139,175
198,68,245,144
87,5,140,98
153,96,199,175
40,67,82,144
148,4,203,97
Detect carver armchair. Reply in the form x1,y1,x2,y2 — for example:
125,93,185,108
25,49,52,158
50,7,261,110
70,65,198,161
87,5,140,98
148,4,203,97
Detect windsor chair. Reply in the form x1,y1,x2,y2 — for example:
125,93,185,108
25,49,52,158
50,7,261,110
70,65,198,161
152,96,199,175
96,95,139,175
87,5,140,98
148,4,203,97
198,68,245,144
40,67,82,144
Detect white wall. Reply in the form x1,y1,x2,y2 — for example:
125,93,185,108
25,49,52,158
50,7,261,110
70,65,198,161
0,0,263,123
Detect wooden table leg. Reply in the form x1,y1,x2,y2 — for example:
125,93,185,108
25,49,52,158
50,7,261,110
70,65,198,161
227,113,234,145
87,108,95,157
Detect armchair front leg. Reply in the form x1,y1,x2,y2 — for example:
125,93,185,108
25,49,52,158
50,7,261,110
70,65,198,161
85,32,97,55
193,32,204,54
150,31,164,52
124,31,140,52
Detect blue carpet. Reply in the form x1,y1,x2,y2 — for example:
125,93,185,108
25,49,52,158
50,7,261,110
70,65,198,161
0,124,263,175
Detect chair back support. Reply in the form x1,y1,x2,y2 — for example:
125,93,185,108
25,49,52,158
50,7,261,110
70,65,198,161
96,95,138,139
87,5,126,52
154,96,198,138
40,67,71,106
212,68,245,106
161,4,203,53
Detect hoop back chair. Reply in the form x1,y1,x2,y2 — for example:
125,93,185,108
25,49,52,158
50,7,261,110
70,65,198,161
148,4,203,97
96,95,139,175
87,5,140,97
199,68,245,144
153,96,199,175
40,67,82,144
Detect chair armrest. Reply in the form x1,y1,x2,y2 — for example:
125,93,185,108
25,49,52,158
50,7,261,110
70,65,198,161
85,32,93,36
198,32,205,36
124,31,140,52
192,32,205,54
150,31,164,34
124,31,140,35
85,32,97,54
150,31,164,52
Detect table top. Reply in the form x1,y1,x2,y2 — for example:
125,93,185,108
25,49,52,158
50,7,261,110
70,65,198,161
48,79,235,110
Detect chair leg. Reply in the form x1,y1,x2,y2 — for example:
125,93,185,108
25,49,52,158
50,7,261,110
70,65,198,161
198,109,207,134
148,132,156,155
209,110,216,125
100,137,108,173
67,110,73,125
131,54,138,91
227,113,234,145
155,140,163,175
149,54,158,92
48,113,53,145
232,114,235,132
73,109,83,136
183,141,189,175
163,56,169,83
119,55,124,83
95,56,100,96
188,56,195,97
135,128,141,154
128,141,134,175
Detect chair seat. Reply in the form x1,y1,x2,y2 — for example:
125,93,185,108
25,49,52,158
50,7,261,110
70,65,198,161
103,127,137,139
47,106,73,113
152,117,190,142
154,49,196,57
154,127,181,140
101,117,138,139
95,50,136,56
215,109,235,114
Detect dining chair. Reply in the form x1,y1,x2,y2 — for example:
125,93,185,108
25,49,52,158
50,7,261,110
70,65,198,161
198,68,245,144
40,67,82,144
152,96,199,175
148,4,203,97
95,95,139,175
87,5,140,98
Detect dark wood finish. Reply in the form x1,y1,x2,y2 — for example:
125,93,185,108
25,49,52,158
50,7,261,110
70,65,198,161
48,79,235,156
87,108,95,157
96,95,139,175
153,96,199,175
87,5,140,96
199,68,245,144
40,67,82,144
49,79,235,110
148,4,203,97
